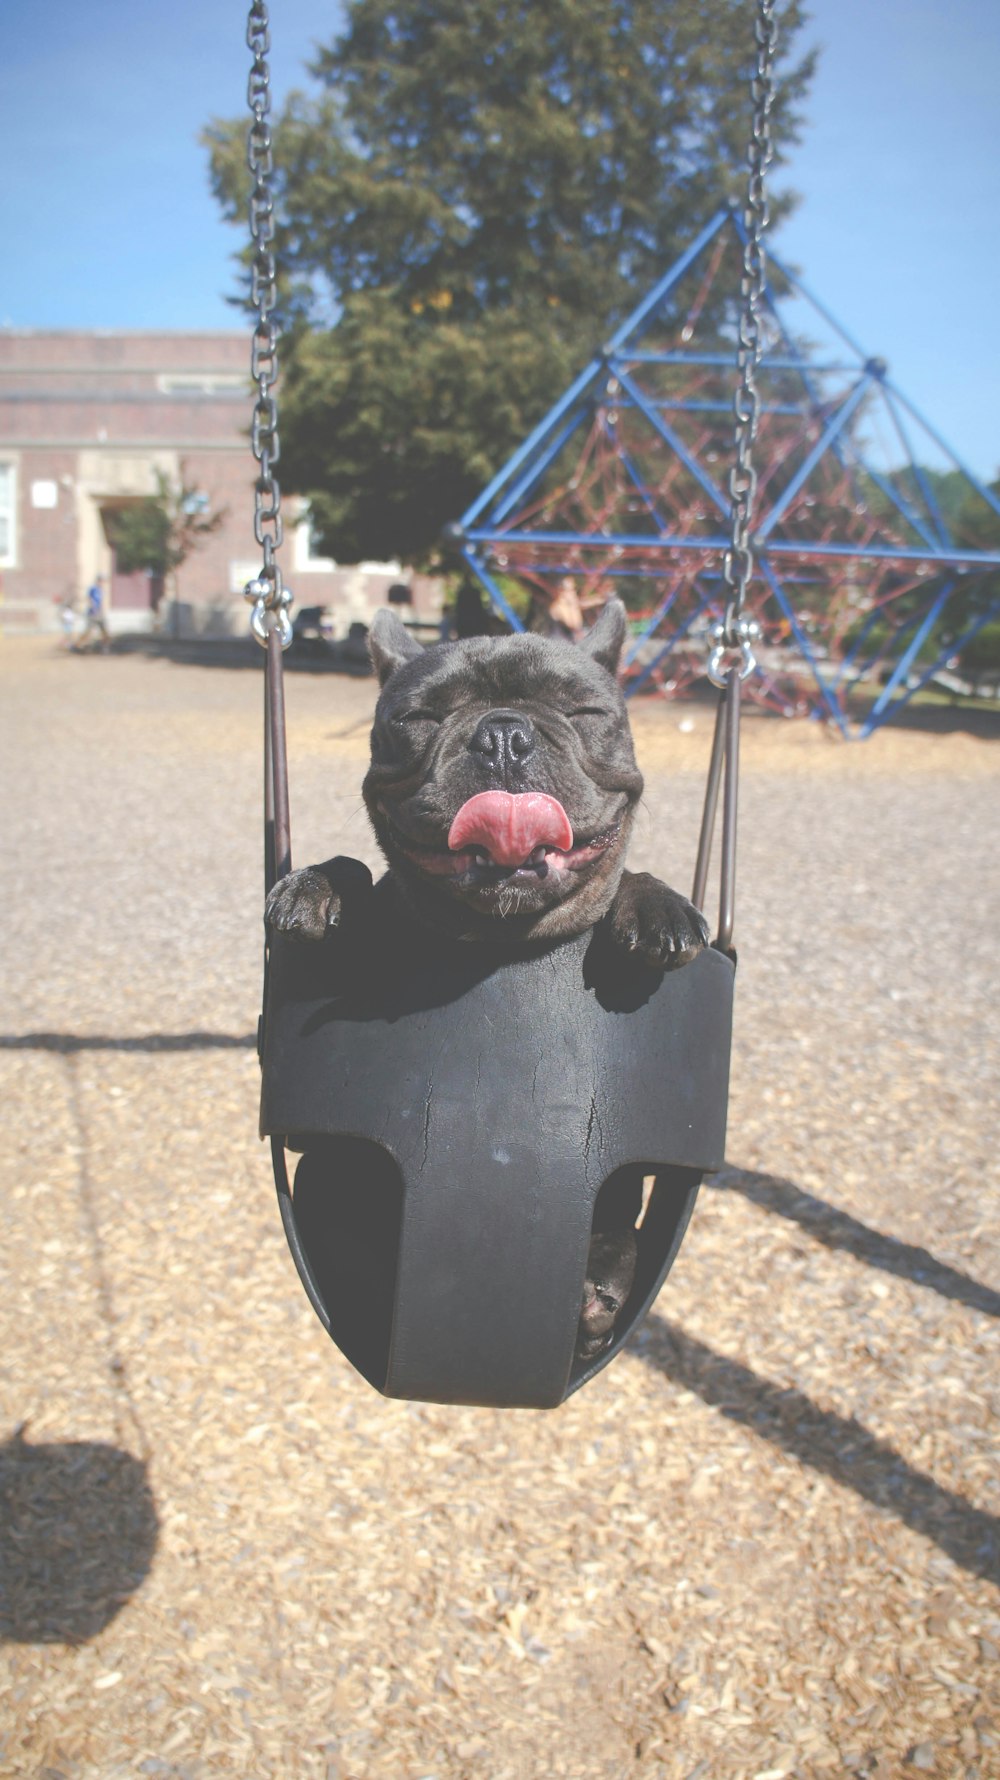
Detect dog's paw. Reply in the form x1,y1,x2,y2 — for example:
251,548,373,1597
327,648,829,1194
576,1231,637,1360
608,871,710,970
265,866,342,940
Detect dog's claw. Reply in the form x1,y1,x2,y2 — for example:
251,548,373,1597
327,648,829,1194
608,872,708,971
265,867,342,941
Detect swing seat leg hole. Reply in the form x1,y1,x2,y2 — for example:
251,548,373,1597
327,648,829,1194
292,1139,404,1392
571,1164,703,1388
577,1166,645,1361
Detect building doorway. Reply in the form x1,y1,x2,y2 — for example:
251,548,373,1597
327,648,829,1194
99,500,163,616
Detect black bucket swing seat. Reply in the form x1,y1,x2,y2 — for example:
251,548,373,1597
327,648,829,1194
240,0,774,1412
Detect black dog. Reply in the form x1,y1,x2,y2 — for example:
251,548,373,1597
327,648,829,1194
267,599,708,1360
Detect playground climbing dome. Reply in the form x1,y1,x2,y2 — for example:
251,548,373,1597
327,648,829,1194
453,207,1000,737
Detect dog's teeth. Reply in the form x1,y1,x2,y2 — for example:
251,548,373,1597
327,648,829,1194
527,845,547,865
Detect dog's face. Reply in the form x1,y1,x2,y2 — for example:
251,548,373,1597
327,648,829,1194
363,600,643,942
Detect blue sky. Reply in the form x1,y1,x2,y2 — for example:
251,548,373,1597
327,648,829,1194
4,0,998,479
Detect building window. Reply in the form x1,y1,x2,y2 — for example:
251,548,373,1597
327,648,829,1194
156,373,246,396
0,462,16,567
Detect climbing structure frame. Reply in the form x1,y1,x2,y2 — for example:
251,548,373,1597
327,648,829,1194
454,208,1000,735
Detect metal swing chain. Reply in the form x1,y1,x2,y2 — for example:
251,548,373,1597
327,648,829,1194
244,0,293,652
243,0,292,901
708,0,777,688
695,0,777,951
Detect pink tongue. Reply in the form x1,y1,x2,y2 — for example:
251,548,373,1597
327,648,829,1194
448,791,573,866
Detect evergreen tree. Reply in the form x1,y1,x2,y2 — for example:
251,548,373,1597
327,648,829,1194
206,0,814,564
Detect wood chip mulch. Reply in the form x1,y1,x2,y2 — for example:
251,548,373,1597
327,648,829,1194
1,639,997,1780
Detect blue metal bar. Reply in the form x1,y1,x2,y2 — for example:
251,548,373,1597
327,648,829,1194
757,558,850,735
622,574,687,667
765,245,871,365
624,636,675,698
553,566,667,579
494,562,680,580
885,381,1000,523
757,276,939,583
864,580,955,725
837,605,891,691
730,208,857,389
837,600,916,686
613,351,861,372
615,396,806,417
603,209,730,354
858,596,999,735
722,233,939,598
834,438,943,554
462,549,526,632
491,404,592,526
623,590,716,698
880,387,952,547
619,448,669,533
615,367,731,518
465,527,1000,566
459,357,605,529
842,602,928,697
758,278,941,552
760,279,851,419
757,373,874,541
836,604,885,679
764,538,1000,565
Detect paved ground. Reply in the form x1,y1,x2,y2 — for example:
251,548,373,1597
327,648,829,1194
1,636,998,1780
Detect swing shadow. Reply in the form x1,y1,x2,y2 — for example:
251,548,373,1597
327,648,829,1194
0,1429,159,1644
705,1165,1000,1320
637,1318,999,1585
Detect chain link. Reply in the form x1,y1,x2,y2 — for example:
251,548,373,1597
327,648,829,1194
711,0,778,683
243,0,293,649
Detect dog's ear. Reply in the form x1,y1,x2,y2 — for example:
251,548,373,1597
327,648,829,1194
369,608,424,685
578,598,627,676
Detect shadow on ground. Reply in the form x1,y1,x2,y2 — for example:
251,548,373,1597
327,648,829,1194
706,1165,1000,1319
0,1030,256,1053
104,634,374,676
635,1161,1000,1584
0,1430,159,1644
627,678,1000,738
638,1318,999,1584
847,696,1000,739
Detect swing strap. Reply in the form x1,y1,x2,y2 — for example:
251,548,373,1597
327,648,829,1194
692,670,741,954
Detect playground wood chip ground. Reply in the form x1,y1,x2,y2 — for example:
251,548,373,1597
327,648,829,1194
0,637,997,1780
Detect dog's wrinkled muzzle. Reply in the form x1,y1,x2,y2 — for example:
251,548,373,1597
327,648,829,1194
447,791,573,867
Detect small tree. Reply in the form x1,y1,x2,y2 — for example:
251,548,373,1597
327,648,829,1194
104,470,227,599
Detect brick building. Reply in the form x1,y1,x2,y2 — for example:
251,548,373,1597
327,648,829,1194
0,330,441,636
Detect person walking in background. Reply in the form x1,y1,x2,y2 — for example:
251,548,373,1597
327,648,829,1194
76,574,110,652
56,593,79,651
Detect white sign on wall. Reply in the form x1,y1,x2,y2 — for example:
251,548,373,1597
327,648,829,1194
229,560,262,595
31,480,58,509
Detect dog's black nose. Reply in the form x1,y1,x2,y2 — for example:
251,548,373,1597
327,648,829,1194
470,710,536,772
